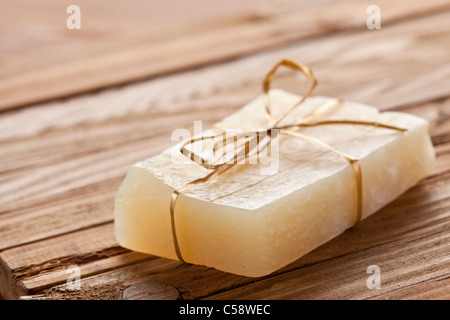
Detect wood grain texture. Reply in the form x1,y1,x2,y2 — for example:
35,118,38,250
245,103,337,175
0,1,449,300
1,0,450,110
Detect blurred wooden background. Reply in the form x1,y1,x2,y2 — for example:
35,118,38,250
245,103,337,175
0,0,449,299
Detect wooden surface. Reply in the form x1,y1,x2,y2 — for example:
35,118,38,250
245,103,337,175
0,1,449,300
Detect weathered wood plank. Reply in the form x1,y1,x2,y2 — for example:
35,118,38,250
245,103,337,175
2,139,449,299
205,229,449,299
19,251,151,296
1,0,449,110
0,0,275,59
1,30,449,253
0,224,140,298
18,259,183,300
1,9,450,144
0,192,114,250
14,172,450,299
369,276,450,300
1,224,117,271
1,6,449,300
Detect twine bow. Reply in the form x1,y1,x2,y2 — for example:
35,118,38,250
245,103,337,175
170,59,407,263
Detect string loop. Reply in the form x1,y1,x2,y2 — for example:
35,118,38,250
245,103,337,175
169,60,406,263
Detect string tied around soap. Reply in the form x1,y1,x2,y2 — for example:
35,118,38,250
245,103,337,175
170,59,407,263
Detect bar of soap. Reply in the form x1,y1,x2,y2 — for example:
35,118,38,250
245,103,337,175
114,89,435,277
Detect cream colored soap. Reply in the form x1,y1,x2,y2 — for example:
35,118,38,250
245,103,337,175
114,89,435,277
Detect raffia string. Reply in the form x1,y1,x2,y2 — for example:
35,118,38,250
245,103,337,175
170,59,407,263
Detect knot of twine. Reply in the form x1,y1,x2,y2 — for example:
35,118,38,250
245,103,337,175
169,59,406,263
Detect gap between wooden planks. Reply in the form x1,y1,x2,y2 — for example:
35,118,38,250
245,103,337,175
1,0,450,111
12,131,450,299
3,90,450,299
2,9,450,229
1,7,450,299
2,7,450,144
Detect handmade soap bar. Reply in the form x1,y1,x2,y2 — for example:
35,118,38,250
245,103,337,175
114,89,435,277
